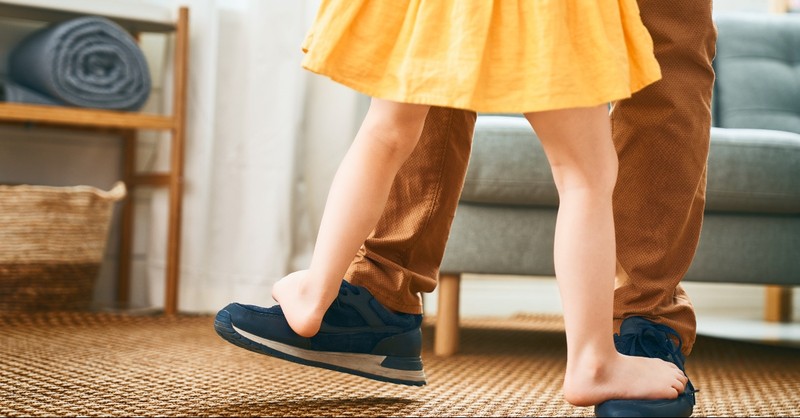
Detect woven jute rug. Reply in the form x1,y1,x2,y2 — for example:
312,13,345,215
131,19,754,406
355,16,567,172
1,312,798,417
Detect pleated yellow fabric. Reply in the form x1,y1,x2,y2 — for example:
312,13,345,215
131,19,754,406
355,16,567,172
301,0,661,113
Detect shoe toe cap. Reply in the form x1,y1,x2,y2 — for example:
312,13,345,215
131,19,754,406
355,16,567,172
218,302,305,343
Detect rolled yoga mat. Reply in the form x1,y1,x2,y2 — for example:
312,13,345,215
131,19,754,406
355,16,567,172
6,16,151,111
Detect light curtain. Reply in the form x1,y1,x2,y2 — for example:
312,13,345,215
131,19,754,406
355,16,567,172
144,0,364,312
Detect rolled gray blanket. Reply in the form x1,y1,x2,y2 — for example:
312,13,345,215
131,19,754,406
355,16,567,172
7,16,151,111
0,77,59,106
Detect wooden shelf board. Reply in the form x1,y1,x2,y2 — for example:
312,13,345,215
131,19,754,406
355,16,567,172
0,0,175,32
0,103,174,130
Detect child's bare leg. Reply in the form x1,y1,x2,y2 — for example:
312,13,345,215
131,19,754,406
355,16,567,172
272,99,430,337
524,106,688,406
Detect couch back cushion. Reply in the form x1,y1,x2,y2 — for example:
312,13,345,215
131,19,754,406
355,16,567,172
460,116,558,207
713,13,800,133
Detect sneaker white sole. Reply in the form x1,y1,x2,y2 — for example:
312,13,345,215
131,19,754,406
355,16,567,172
232,324,426,383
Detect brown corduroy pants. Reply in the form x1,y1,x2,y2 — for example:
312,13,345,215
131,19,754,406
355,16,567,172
346,0,716,356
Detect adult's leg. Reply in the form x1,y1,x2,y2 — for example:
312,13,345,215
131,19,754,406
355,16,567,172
346,107,477,314
612,0,716,355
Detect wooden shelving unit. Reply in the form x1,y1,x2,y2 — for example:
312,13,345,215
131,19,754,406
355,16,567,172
0,1,189,315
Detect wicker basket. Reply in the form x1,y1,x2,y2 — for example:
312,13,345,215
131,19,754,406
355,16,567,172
0,182,126,312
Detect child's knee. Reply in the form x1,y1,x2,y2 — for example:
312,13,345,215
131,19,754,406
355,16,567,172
376,128,418,161
360,118,423,159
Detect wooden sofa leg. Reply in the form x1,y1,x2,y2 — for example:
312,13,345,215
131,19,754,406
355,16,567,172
435,273,461,357
765,285,793,323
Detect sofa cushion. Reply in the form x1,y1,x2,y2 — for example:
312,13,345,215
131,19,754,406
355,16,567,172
714,13,800,134
461,117,800,214
460,116,558,207
706,127,800,214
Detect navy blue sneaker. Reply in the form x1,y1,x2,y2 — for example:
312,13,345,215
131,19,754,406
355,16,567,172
214,280,426,386
595,317,697,417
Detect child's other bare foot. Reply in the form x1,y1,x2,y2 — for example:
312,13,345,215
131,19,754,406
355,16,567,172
563,351,688,407
271,270,337,337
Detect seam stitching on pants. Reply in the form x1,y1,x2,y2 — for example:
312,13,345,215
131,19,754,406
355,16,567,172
402,110,455,266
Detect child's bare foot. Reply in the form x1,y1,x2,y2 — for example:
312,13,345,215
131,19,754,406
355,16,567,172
563,351,688,407
271,270,338,337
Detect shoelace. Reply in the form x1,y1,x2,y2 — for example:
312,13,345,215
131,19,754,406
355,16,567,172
615,322,685,368
339,281,361,296
334,281,357,307
334,281,419,329
614,321,699,395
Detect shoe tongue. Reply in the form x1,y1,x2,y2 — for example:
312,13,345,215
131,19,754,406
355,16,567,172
340,280,359,293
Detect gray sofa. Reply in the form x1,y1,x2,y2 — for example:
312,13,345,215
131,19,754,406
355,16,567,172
435,13,800,356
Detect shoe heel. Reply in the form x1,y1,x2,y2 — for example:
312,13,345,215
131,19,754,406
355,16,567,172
373,328,423,357
380,355,423,371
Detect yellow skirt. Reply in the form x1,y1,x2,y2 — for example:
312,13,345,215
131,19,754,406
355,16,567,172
301,0,661,114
